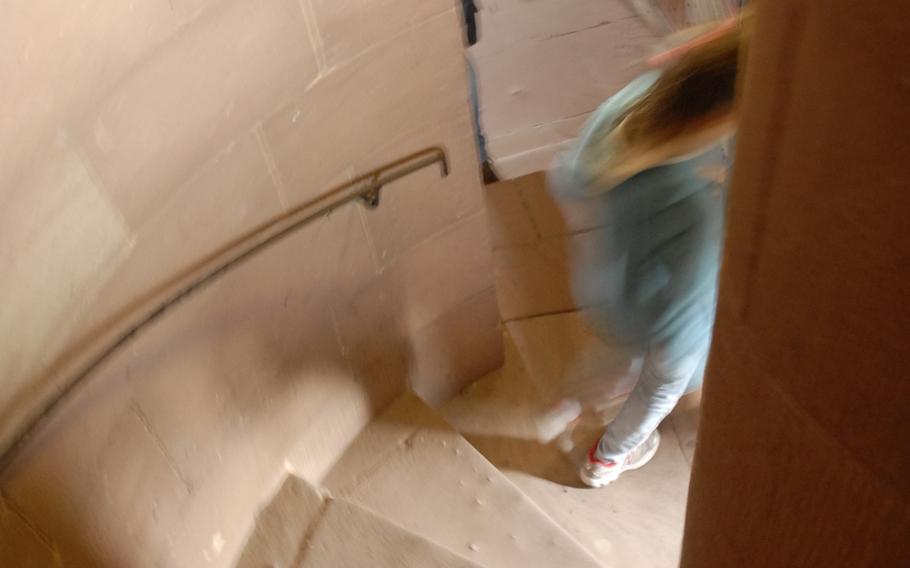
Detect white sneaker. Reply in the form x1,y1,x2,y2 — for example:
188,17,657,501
579,430,661,488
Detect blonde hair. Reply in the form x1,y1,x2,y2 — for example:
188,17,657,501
621,11,753,148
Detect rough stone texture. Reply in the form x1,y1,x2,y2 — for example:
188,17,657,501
484,173,615,321
493,240,575,320
85,132,286,322
235,476,325,568
78,0,318,227
506,314,639,404
307,0,455,70
262,10,481,223
511,172,608,237
0,141,132,447
483,179,540,249
409,288,503,404
1,3,501,567
321,393,455,491
233,472,485,568
299,498,483,568
441,331,693,568
332,211,502,405
0,373,194,567
324,393,602,568
470,0,657,178
471,1,736,178
485,173,609,248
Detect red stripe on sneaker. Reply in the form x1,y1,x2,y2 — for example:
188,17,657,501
587,444,617,468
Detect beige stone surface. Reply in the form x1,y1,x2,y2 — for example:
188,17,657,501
473,1,731,178
0,497,60,568
683,2,910,565
102,213,364,485
442,331,693,568
471,0,657,178
2,3,498,566
362,207,493,335
325,393,601,568
320,392,455,491
410,288,503,404
263,9,476,214
260,6,503,404
506,429,689,568
1,376,192,567
483,179,540,249
358,146,484,270
484,172,617,321
261,8,487,279
512,172,609,238
334,211,501,403
493,239,574,320
2,192,491,568
79,0,317,227
0,139,132,448
0,0,179,197
234,468,484,568
300,497,483,568
484,172,608,248
308,0,455,69
87,130,286,328
483,114,590,182
236,476,325,568
471,0,649,56
506,313,639,403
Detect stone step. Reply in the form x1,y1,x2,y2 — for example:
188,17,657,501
235,474,481,567
300,497,482,568
322,392,602,568
440,331,693,567
236,475,325,568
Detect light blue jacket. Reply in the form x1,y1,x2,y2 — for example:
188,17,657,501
549,72,730,360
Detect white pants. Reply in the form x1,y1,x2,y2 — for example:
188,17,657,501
595,332,710,460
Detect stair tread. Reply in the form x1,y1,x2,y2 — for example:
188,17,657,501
441,327,693,567
236,475,325,568
299,498,483,568
323,392,601,568
322,392,449,492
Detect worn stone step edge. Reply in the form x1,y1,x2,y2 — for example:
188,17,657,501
235,472,484,568
321,392,603,567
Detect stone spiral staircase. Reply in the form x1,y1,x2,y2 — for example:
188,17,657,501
0,1,699,563
6,1,904,565
236,392,601,568
230,175,696,568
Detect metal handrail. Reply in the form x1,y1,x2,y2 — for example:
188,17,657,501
0,146,449,473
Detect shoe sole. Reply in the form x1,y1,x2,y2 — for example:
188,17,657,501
578,431,661,488
579,467,619,488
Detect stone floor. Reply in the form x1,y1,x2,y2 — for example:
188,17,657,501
238,394,604,567
441,327,700,567
238,327,700,567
